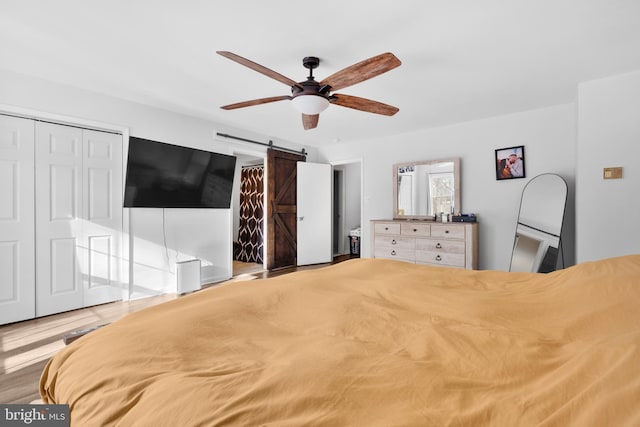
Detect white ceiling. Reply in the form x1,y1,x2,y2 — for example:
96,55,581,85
2,0,640,147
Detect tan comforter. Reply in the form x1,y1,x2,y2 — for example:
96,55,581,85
41,256,640,426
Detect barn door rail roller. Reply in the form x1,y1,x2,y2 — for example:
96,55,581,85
216,132,307,157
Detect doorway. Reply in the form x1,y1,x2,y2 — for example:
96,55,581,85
331,160,363,258
232,153,266,277
333,169,344,255
230,151,361,276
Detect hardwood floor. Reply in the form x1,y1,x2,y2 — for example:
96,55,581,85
0,254,356,404
0,293,178,404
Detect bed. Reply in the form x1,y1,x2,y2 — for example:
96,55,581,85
40,256,640,426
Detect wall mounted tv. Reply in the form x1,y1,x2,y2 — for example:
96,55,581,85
123,137,237,208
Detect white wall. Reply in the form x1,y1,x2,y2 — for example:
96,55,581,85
127,209,231,298
0,69,306,298
576,70,640,262
318,104,576,271
10,65,637,278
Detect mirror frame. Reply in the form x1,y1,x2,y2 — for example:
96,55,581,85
392,157,461,220
509,173,568,273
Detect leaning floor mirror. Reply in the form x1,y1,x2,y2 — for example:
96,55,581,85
510,173,568,273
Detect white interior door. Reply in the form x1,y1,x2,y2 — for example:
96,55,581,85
35,123,124,316
297,162,332,266
35,122,84,316
82,129,123,306
0,115,35,324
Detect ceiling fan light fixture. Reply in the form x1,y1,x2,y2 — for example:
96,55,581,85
291,94,330,115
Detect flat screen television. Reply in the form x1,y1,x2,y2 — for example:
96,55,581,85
123,137,237,208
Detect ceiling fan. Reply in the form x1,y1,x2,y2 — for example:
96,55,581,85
216,51,401,130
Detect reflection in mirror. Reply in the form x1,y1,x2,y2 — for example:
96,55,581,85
393,158,460,220
510,174,567,273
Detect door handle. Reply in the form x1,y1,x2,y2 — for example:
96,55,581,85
298,216,304,221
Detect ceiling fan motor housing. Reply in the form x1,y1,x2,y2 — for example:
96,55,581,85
291,80,331,98
292,56,332,100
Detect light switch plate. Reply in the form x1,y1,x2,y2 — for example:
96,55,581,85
603,167,623,179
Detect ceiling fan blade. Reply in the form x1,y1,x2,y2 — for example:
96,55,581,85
320,52,401,92
302,114,319,130
221,95,291,110
217,51,301,88
331,94,399,116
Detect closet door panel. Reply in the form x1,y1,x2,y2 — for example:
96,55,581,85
35,122,83,317
82,129,123,306
0,115,35,324
50,164,78,220
50,237,78,293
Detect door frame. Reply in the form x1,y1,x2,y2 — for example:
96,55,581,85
230,148,268,274
333,168,345,255
330,158,364,257
0,104,131,300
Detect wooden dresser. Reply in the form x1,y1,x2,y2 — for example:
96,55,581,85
370,220,478,269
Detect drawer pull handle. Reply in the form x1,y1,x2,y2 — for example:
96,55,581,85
445,230,450,234
413,228,417,232
435,243,442,249
391,250,396,256
384,227,389,231
391,239,397,245
435,255,442,261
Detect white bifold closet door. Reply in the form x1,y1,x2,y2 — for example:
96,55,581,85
81,128,124,307
35,122,123,317
0,115,36,324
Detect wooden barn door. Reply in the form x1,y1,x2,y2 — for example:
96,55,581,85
266,148,305,270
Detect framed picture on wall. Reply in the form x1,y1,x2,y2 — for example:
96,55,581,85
495,145,526,180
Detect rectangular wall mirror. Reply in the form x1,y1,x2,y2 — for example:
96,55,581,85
393,158,461,220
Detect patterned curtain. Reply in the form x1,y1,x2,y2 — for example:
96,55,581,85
235,165,264,263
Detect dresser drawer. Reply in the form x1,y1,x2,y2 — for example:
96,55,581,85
374,247,415,262
415,239,465,254
374,222,401,235
430,224,465,239
416,251,465,267
400,222,431,237
375,235,415,249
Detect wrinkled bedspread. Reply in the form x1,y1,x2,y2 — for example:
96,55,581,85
40,256,640,426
